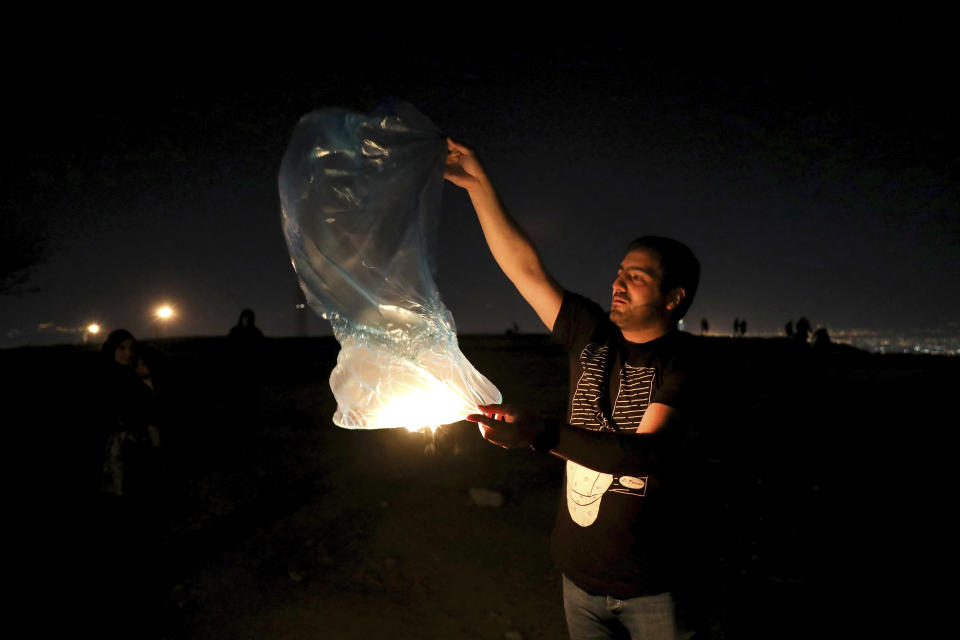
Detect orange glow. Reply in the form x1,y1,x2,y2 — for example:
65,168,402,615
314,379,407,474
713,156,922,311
370,376,474,433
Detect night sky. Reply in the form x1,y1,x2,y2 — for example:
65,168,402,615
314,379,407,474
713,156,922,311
4,41,958,347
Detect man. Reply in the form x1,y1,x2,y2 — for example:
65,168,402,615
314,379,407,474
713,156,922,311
445,139,700,640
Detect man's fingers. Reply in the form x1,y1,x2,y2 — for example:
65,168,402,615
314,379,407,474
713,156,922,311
477,403,507,413
447,137,471,154
468,414,513,448
475,422,511,449
477,403,518,422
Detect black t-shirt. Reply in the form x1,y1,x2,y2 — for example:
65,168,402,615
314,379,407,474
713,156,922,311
549,290,697,597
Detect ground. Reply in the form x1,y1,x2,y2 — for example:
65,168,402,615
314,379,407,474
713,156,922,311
10,333,956,638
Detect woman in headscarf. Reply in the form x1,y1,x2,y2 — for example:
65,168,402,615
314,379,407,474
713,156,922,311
98,330,165,636
100,329,149,499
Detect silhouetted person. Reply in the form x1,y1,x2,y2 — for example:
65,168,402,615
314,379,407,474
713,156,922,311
813,327,831,353
701,318,709,335
131,344,165,494
99,331,166,505
785,320,794,338
227,309,265,434
733,317,740,336
98,330,163,638
795,317,812,344
229,308,264,343
100,329,143,498
739,318,747,336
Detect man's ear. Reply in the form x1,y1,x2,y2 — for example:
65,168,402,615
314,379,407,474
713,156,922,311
665,287,685,311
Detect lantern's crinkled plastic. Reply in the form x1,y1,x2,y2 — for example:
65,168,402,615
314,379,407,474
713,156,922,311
279,102,501,429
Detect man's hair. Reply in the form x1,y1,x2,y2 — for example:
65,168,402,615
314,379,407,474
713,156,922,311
626,236,700,322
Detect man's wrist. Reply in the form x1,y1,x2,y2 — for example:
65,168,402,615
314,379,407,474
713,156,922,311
466,172,494,196
530,419,559,453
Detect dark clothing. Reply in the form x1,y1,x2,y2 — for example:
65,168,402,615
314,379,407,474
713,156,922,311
227,323,264,379
100,362,160,498
228,324,264,343
101,362,147,432
227,323,265,430
549,291,696,598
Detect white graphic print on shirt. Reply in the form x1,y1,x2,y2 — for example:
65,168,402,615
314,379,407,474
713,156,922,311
566,343,652,527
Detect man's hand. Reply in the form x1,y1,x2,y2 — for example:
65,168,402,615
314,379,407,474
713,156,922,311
444,138,487,189
466,403,545,449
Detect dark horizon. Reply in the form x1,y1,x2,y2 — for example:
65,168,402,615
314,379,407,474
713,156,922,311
4,43,957,348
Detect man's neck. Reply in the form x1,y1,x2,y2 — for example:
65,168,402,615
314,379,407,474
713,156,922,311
620,324,673,344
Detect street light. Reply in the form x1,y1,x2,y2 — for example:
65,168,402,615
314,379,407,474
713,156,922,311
154,305,175,337
83,323,100,345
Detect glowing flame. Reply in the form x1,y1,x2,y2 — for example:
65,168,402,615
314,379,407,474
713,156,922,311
372,376,475,433
156,306,174,319
328,312,501,432
87,324,101,334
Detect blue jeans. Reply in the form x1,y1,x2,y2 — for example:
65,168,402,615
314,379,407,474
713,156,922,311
563,574,677,640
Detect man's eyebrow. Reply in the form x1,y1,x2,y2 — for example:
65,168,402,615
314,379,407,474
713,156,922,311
619,265,658,277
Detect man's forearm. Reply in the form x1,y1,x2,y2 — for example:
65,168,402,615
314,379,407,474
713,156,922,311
446,139,562,328
542,419,673,476
466,176,548,291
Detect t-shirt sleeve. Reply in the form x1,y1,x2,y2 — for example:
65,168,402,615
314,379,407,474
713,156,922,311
652,365,687,408
651,335,697,414
552,290,608,353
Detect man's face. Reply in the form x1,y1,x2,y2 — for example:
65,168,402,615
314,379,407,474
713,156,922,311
609,248,674,333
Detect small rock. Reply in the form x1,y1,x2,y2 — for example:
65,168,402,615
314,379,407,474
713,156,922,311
505,632,523,640
469,487,504,507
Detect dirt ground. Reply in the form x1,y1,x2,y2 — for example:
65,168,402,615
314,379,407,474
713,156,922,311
13,334,956,638
166,353,571,640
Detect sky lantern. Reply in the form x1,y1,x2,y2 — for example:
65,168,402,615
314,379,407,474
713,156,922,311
279,102,501,431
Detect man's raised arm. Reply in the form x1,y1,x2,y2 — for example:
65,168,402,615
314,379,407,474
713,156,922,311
444,138,563,331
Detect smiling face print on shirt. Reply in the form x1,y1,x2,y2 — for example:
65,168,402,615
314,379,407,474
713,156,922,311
565,342,654,527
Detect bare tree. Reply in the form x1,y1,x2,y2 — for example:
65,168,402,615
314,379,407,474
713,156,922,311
0,205,49,296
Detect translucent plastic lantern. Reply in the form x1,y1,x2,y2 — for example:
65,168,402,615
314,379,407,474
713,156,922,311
279,102,501,430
